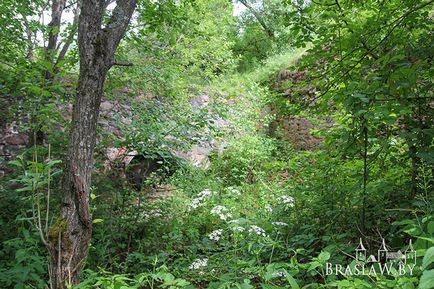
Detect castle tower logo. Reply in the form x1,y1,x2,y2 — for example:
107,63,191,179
377,238,388,263
355,238,366,262
326,238,417,276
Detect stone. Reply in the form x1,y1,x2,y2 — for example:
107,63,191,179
4,144,21,154
191,94,211,108
100,101,114,112
3,134,29,145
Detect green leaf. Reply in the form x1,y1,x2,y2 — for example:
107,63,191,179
8,160,23,167
46,159,62,167
422,247,434,270
318,251,331,263
307,261,321,271
240,281,254,289
417,237,434,244
285,272,299,289
92,219,104,224
427,222,434,235
261,285,286,289
419,269,434,289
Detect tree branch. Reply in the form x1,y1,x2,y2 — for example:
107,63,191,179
56,1,80,67
311,0,337,6
21,15,35,62
100,0,138,63
334,0,379,60
64,0,78,10
239,0,274,38
45,0,67,79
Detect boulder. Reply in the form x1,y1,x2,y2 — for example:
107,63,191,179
3,133,29,145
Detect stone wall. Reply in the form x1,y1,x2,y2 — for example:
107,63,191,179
0,93,228,177
266,69,333,150
0,120,29,177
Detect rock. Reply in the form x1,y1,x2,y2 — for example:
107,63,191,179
191,94,211,108
174,144,212,169
147,184,175,202
3,144,21,155
3,134,29,145
100,101,114,112
56,103,73,121
277,116,322,150
213,117,230,129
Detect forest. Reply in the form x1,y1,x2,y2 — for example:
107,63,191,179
0,0,433,288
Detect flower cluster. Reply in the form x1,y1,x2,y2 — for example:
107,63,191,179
272,271,287,278
197,189,215,198
208,229,223,241
265,204,273,212
272,221,288,227
248,225,267,237
210,205,232,221
188,258,208,270
190,199,201,210
277,195,295,207
232,226,245,232
226,187,241,196
143,208,163,220
189,189,216,211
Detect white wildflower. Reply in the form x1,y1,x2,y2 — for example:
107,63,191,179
277,195,295,207
232,226,245,232
210,205,232,220
219,212,232,221
189,198,201,210
208,229,223,241
188,189,217,211
151,209,162,217
265,205,273,212
189,258,208,270
227,187,241,196
210,205,227,214
143,208,163,220
248,225,267,237
197,189,216,198
272,271,287,278
272,221,288,227
193,161,201,167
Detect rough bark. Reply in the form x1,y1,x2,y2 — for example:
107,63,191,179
49,0,137,287
45,0,67,79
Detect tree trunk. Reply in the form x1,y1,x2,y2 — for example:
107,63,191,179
49,0,137,287
45,0,67,80
49,55,108,288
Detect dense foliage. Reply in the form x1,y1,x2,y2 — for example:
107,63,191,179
0,0,433,288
